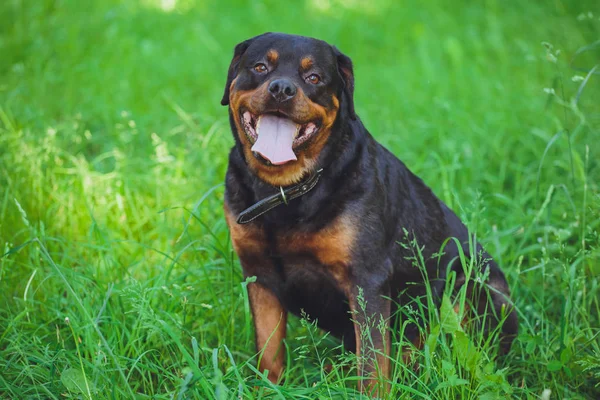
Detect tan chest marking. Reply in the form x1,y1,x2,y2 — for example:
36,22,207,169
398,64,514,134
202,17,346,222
226,204,357,293
280,214,357,293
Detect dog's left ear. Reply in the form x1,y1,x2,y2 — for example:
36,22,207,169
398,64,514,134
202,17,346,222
221,38,254,106
333,46,357,120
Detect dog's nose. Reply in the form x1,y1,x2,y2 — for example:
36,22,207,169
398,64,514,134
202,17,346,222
268,79,297,103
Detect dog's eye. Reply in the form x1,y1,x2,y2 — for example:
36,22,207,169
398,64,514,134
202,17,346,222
306,74,321,84
254,63,268,73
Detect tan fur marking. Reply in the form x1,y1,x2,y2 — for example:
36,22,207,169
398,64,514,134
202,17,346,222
229,81,339,186
306,214,354,265
228,77,238,99
300,57,313,70
248,282,287,383
348,291,391,396
281,213,356,293
266,49,279,64
224,203,265,257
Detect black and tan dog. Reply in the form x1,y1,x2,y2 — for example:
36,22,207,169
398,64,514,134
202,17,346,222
221,32,518,392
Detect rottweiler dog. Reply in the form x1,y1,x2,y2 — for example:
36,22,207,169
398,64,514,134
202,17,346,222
221,32,518,392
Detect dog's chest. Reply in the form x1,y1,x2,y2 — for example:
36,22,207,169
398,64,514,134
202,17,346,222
225,206,356,294
277,225,352,287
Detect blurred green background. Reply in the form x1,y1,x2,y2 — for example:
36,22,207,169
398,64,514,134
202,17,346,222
1,0,599,398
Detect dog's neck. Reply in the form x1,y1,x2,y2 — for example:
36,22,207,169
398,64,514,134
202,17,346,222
228,116,368,226
236,168,324,224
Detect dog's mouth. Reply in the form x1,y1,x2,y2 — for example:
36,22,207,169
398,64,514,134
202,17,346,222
241,110,320,165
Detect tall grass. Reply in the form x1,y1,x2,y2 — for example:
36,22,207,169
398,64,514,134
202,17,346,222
1,0,599,398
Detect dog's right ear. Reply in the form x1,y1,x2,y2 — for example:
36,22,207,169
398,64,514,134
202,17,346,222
221,39,254,106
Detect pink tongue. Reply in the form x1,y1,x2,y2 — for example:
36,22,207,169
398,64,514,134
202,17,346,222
251,115,298,165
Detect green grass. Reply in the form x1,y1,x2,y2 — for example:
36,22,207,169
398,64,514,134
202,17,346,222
1,0,599,398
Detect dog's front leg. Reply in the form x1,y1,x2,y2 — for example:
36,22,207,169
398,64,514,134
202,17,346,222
247,281,287,384
348,280,391,395
224,206,287,383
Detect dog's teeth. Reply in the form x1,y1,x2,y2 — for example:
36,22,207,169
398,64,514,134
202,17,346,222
255,116,262,135
243,111,252,124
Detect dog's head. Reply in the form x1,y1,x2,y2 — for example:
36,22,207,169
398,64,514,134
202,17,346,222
222,33,355,186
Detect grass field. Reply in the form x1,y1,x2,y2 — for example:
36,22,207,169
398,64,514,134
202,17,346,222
1,0,600,398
